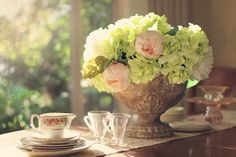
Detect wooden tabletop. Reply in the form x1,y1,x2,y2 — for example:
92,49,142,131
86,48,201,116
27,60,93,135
107,126,236,157
1,126,236,157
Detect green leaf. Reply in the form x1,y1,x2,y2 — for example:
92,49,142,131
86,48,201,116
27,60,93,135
187,79,199,88
117,52,128,65
165,27,178,36
82,56,110,79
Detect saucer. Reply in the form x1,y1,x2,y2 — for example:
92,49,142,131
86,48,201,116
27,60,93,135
18,140,93,156
161,106,186,123
164,106,185,115
30,130,80,143
170,121,211,132
20,137,85,148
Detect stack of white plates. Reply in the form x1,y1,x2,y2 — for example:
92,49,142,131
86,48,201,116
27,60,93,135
18,131,93,156
170,121,211,132
160,106,186,123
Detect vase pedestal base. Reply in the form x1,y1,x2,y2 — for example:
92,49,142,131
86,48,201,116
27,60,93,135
126,122,173,138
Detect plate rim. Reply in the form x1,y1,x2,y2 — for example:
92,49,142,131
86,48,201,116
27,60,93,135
170,121,211,132
172,126,212,132
18,140,94,156
20,137,85,147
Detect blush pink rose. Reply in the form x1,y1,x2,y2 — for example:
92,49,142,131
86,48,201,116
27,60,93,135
103,62,130,92
135,30,163,59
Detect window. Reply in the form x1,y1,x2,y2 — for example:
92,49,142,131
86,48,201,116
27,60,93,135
0,0,112,133
80,0,114,113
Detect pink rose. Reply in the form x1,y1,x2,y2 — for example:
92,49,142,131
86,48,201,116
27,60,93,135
135,30,163,59
103,62,130,92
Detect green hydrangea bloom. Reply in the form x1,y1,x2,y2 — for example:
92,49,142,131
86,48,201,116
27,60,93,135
90,74,113,93
128,53,160,84
159,24,209,84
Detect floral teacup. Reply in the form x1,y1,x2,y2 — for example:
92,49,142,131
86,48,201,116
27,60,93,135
30,112,76,138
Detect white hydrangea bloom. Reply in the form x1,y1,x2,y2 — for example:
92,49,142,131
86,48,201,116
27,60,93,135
191,47,214,81
188,23,201,33
83,28,112,61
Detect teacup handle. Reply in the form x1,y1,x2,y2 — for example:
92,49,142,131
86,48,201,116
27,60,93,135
83,116,93,132
30,114,40,130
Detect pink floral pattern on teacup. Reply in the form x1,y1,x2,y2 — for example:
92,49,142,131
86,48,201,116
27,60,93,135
135,30,163,59
43,117,67,128
103,62,130,92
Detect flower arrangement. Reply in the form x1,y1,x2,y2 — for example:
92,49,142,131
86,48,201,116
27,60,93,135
82,13,213,93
